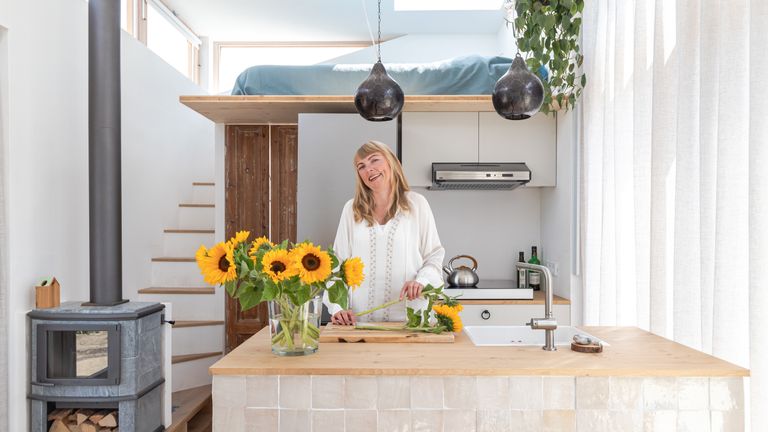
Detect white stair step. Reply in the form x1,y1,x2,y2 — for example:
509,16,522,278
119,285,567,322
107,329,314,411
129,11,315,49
171,356,219,392
179,205,214,230
151,260,206,287
138,292,225,321
163,231,215,256
192,183,215,203
173,325,224,356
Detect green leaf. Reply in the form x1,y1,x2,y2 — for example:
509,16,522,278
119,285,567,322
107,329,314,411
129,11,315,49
328,280,348,310
406,307,422,328
262,279,279,301
294,283,312,306
238,288,262,311
239,260,250,278
225,280,237,297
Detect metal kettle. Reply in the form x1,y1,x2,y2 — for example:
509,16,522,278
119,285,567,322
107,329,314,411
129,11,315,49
443,255,479,287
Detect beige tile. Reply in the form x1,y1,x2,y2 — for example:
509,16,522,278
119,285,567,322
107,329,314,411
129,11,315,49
345,376,378,409
279,376,311,409
244,408,278,431
542,410,575,432
711,410,745,432
312,376,344,409
609,410,642,432
476,377,510,410
379,410,411,432
444,377,477,409
279,409,310,432
509,410,542,432
476,409,510,432
677,410,710,432
346,409,377,431
312,410,345,432
379,376,411,409
576,410,611,432
411,377,444,409
214,376,246,408
643,378,677,410
609,377,643,410
576,377,609,409
443,410,476,432
213,406,245,431
510,376,543,410
643,410,677,432
246,376,278,408
542,377,575,410
710,377,744,411
411,410,443,432
677,377,709,410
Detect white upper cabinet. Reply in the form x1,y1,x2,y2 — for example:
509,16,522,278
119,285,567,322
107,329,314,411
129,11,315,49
401,112,478,187
478,112,556,187
401,111,557,187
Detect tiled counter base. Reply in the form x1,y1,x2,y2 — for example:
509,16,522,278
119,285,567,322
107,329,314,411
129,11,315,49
212,375,745,432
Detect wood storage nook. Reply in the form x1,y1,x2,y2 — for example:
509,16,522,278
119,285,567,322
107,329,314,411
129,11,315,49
47,409,120,431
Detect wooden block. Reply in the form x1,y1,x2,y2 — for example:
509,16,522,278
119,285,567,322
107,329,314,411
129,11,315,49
48,409,73,421
98,411,118,428
79,421,98,432
49,420,70,432
35,277,60,309
88,409,110,424
75,409,96,426
571,342,603,353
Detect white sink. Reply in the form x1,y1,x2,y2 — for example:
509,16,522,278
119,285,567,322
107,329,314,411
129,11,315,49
464,325,608,347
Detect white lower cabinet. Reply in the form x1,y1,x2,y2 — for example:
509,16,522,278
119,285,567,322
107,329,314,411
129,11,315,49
461,304,571,326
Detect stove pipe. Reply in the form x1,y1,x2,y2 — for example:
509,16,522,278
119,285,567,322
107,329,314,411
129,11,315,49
86,0,126,306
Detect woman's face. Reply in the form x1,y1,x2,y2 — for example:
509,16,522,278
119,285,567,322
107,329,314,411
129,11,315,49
356,152,391,192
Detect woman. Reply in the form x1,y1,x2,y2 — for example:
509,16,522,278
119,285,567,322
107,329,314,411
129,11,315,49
325,140,445,324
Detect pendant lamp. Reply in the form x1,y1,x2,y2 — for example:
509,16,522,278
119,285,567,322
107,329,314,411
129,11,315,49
354,0,404,121
492,53,545,120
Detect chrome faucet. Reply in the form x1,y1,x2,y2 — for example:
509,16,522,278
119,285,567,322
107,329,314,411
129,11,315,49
515,262,557,351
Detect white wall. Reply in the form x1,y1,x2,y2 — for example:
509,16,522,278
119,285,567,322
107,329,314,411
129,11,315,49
324,34,501,64
496,20,518,58
1,1,213,430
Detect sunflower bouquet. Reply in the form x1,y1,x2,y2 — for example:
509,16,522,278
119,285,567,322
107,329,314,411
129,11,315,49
196,231,363,355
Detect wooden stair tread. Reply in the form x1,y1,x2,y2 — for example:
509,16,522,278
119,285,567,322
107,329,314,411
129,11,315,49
192,182,215,186
164,229,215,234
152,257,195,262
166,384,212,432
174,320,224,328
172,352,222,364
179,203,214,208
139,287,214,295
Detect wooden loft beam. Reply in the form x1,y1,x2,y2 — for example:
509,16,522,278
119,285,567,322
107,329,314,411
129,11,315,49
179,95,495,124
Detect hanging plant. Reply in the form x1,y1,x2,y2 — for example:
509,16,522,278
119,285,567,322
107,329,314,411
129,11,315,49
505,0,586,114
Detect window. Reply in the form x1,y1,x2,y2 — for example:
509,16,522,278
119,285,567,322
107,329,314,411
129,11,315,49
143,0,201,82
215,43,368,94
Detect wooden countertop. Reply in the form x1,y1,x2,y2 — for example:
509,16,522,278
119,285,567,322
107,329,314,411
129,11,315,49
209,326,748,377
460,291,570,305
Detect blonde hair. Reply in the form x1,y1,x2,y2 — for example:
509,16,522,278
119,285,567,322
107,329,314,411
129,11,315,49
352,141,411,226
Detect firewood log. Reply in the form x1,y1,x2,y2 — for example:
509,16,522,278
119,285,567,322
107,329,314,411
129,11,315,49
47,409,73,421
75,409,96,426
97,411,118,428
48,419,69,432
87,409,110,424
79,421,98,432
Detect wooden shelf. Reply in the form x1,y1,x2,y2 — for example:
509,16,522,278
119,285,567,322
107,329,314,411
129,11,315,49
164,229,215,234
180,95,495,124
139,287,214,295
174,320,225,328
166,384,212,432
151,257,195,262
172,351,222,364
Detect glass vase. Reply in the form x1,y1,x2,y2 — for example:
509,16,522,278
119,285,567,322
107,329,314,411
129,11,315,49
267,293,322,356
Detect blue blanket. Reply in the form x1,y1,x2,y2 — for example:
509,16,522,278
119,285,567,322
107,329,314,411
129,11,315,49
230,55,516,96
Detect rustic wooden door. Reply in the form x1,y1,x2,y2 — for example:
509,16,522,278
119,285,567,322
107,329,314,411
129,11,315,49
224,124,297,351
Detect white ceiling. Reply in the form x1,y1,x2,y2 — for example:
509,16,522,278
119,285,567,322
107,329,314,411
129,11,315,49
161,0,506,42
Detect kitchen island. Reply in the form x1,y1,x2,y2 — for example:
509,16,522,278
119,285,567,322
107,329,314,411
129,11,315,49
209,326,748,431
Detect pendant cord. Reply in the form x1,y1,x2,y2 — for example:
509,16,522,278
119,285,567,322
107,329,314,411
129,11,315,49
377,0,382,62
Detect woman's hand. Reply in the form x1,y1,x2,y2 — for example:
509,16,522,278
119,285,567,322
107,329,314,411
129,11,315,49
331,310,357,326
399,280,424,301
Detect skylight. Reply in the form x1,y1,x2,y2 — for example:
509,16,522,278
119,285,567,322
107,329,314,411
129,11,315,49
394,0,502,11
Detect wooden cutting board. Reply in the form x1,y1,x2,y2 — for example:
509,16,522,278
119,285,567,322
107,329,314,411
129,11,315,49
320,322,455,343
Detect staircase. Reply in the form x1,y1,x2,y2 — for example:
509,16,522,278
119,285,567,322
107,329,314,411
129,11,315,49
137,182,221,431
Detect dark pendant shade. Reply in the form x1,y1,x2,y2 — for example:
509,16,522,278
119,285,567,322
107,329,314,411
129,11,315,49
354,61,404,122
492,54,545,120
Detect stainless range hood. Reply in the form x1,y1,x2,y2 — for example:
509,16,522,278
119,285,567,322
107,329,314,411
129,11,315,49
430,163,531,190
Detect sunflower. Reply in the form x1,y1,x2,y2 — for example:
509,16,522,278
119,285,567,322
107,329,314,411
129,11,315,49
432,304,463,333
228,230,250,248
197,242,237,285
248,236,274,259
261,249,294,283
290,242,332,284
342,257,364,290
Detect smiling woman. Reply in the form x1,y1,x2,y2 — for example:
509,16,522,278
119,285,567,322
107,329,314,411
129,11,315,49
323,141,446,325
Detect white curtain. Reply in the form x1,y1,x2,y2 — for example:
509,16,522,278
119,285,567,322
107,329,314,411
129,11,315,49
581,0,767,425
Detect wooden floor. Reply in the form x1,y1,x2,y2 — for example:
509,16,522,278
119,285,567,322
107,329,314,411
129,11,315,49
166,385,212,432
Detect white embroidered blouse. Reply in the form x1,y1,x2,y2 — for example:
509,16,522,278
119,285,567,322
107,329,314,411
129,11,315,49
324,191,445,322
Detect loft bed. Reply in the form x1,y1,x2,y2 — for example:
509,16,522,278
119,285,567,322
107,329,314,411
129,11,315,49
181,55,515,124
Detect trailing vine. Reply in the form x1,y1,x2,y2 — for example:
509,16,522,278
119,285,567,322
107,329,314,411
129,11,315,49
505,0,586,114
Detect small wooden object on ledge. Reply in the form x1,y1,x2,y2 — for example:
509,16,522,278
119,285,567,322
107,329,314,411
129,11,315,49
571,341,603,353
35,277,60,309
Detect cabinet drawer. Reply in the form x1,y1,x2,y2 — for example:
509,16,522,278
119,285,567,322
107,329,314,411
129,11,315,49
460,304,570,326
